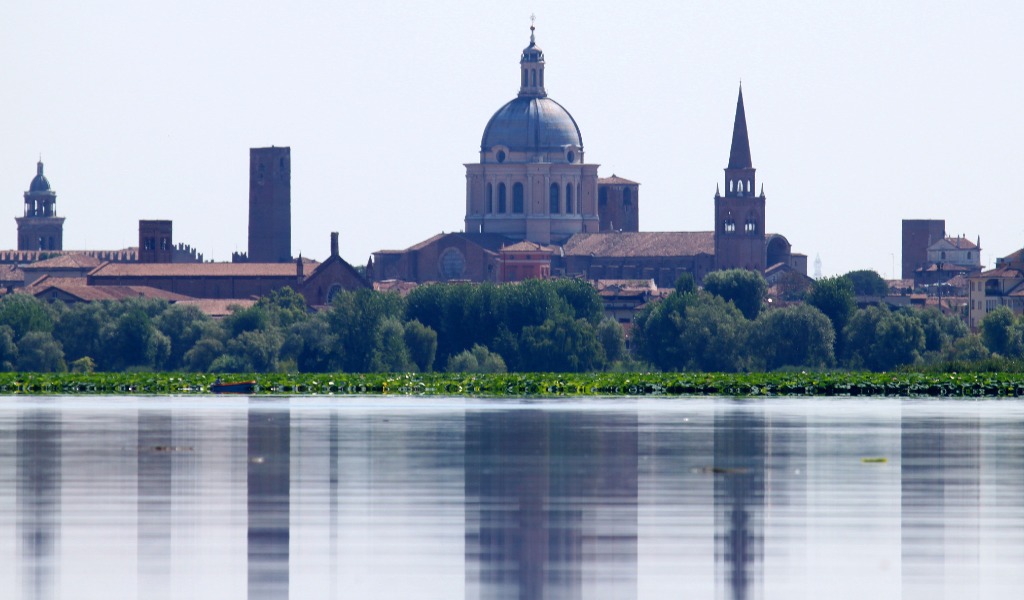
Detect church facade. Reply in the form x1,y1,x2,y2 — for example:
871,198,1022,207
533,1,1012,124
369,26,804,288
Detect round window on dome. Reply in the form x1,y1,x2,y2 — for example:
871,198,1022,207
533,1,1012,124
566,150,576,163
496,150,506,163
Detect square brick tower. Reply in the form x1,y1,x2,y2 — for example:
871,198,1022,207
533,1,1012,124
138,220,172,263
901,219,945,279
248,147,291,263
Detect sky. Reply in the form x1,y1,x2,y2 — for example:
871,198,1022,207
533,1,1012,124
2,1,1022,278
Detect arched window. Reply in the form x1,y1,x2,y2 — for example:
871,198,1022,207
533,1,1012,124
513,183,524,213
747,180,752,192
550,183,560,214
566,184,574,213
729,180,734,192
498,183,507,213
487,183,493,213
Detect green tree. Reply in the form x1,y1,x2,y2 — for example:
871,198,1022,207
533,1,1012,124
53,302,107,364
102,304,170,370
0,325,18,370
154,304,211,370
752,304,835,370
806,276,855,357
702,269,768,320
16,331,66,372
981,306,1022,357
518,315,606,372
446,344,507,373
0,295,55,340
844,306,925,371
633,291,749,371
596,318,626,364
916,307,968,354
403,319,438,372
212,329,284,372
281,315,338,373
370,317,413,372
842,270,888,296
183,338,226,372
326,289,407,372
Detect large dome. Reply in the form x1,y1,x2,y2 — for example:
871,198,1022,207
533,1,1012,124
480,96,583,153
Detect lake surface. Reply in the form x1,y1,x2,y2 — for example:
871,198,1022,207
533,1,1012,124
1,396,1023,599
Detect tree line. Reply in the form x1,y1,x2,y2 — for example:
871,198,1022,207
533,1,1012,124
633,270,992,372
0,270,1017,373
0,279,627,373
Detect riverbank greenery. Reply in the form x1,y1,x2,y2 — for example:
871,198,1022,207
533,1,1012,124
0,272,1022,377
5,371,1024,397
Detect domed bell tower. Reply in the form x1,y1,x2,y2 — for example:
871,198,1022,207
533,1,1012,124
17,160,65,251
714,86,766,272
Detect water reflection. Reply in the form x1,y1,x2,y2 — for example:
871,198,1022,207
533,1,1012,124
17,407,61,600
465,410,638,599
2,398,1024,598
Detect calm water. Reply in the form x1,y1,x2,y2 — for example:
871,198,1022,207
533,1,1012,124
1,396,1023,599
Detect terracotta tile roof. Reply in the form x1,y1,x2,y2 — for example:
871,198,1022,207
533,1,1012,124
563,232,714,258
598,174,640,185
89,261,315,278
373,280,420,295
0,264,24,282
403,232,511,253
942,235,974,247
175,298,256,317
29,282,193,302
22,253,103,270
977,266,1024,279
501,241,557,253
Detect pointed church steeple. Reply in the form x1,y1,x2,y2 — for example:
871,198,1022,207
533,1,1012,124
723,85,755,198
518,16,547,98
728,85,752,169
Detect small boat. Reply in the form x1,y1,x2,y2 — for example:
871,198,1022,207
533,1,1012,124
210,380,257,394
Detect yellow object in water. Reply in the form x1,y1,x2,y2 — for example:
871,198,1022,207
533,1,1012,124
861,457,888,463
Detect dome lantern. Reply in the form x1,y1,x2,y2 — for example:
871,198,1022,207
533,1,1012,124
518,17,546,98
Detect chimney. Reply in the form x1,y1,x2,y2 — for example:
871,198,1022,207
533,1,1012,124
296,255,304,282
330,232,339,258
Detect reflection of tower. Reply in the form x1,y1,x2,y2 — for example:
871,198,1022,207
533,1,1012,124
16,408,61,599
248,404,291,598
17,160,65,251
248,147,292,263
901,414,980,596
465,409,638,599
714,408,765,600
714,87,766,272
137,410,173,598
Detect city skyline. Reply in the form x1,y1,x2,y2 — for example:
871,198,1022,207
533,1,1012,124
2,2,1021,277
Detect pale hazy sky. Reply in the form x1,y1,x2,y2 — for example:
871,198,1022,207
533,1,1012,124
2,1,1021,277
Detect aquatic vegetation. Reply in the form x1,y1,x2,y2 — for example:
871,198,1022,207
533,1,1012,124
2,371,1024,397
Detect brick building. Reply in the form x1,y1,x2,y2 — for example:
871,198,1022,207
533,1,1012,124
370,26,804,286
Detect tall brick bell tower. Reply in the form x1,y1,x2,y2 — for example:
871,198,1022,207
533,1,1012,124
248,146,291,262
714,86,766,272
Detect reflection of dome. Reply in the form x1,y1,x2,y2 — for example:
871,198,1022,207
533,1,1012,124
29,161,51,192
481,97,582,153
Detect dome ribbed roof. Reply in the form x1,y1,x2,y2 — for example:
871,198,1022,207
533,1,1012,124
481,96,582,153
29,161,51,193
